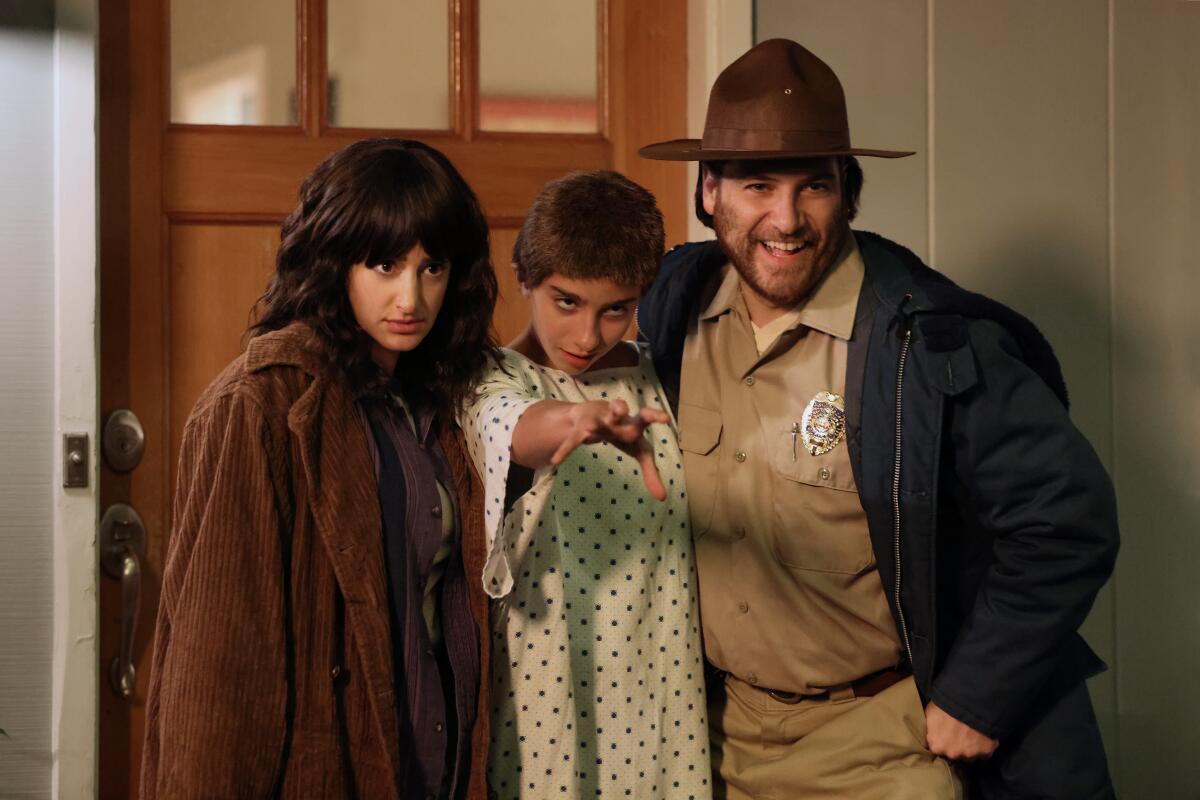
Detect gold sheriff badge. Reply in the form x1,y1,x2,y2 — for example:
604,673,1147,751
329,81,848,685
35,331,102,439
800,391,846,457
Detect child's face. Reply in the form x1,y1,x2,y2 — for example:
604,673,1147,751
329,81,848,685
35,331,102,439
523,273,640,374
347,243,450,373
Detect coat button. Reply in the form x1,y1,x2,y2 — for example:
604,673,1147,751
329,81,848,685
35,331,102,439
331,664,349,685
434,722,444,733
747,672,758,685
737,601,749,614
734,528,746,540
431,505,442,517
734,451,747,463
744,376,755,386
819,467,831,480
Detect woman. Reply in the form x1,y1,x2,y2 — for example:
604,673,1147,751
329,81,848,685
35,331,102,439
461,171,711,799
141,138,498,799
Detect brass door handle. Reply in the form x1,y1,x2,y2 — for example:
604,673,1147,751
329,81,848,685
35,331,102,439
100,503,146,699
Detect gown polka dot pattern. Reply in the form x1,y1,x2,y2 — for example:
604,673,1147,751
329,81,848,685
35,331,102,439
461,346,711,799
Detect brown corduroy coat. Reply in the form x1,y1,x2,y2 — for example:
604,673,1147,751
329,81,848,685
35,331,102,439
141,323,491,799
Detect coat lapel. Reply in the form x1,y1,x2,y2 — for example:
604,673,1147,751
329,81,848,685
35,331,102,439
287,371,403,787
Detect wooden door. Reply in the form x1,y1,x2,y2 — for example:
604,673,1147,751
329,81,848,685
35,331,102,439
98,0,686,796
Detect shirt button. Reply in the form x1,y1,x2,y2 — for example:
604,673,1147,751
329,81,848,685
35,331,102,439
744,376,755,386
734,528,746,540
818,467,831,480
737,600,749,614
431,505,442,517
747,672,759,685
330,665,342,680
734,450,747,463
434,722,444,733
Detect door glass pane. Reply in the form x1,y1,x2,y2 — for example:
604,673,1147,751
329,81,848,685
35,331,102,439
327,0,451,130
479,0,598,133
170,0,296,126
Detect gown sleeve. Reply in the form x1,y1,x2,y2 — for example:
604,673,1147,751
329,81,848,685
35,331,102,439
458,354,550,599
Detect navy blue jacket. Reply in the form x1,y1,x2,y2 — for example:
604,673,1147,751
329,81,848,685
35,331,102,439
638,231,1119,799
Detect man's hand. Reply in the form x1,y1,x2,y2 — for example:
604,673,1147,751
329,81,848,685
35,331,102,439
924,701,998,761
550,399,671,500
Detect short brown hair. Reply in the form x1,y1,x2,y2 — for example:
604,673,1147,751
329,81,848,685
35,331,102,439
513,170,665,291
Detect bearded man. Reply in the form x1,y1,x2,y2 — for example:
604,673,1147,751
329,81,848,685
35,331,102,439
636,38,1118,800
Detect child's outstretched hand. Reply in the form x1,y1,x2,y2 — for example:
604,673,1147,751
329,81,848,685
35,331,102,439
550,399,670,500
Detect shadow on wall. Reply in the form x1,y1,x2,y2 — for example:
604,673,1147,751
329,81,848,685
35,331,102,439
2,2,92,33
1106,270,1200,797
939,224,1123,772
0,4,52,31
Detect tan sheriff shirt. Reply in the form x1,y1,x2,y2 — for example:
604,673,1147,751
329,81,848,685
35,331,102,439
678,236,901,694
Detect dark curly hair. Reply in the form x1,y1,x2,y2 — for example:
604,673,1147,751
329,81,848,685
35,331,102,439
250,137,498,411
694,155,864,228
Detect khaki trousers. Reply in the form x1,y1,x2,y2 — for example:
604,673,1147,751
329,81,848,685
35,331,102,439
709,674,962,800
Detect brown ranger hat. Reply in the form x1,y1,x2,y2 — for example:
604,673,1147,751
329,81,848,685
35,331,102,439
639,38,914,161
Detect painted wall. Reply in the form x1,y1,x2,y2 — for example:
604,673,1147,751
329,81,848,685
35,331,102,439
0,1,99,797
754,1,1199,795
0,4,57,797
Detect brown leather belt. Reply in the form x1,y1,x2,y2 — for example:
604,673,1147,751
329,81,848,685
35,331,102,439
760,666,910,705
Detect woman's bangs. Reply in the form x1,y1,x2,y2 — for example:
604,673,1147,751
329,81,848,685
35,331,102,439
357,156,465,267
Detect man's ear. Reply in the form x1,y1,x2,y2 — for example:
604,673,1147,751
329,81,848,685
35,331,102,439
701,166,719,216
512,262,531,298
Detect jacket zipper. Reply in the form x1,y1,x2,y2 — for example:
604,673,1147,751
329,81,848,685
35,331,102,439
893,326,915,666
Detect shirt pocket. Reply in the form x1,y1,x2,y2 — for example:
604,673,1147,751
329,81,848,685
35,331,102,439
677,403,722,537
771,446,874,574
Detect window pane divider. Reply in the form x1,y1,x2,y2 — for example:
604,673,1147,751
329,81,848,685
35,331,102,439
298,0,327,135
454,0,478,140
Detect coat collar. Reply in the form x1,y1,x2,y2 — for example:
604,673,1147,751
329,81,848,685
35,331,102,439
244,321,331,378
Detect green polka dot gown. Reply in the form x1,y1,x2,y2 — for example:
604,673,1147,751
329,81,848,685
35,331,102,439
461,347,711,799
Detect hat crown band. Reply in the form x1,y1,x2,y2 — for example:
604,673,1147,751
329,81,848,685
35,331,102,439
701,127,850,153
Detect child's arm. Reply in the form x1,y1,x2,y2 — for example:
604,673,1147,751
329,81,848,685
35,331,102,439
511,398,670,501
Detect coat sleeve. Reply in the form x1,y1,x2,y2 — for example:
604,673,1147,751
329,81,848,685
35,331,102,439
928,320,1119,740
141,389,291,798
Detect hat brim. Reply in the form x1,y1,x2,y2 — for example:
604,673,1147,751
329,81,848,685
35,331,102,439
638,138,915,161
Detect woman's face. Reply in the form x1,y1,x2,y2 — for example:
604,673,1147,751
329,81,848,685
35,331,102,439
347,243,450,373
523,273,640,374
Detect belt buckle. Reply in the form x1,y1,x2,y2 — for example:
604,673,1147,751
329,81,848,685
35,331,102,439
764,688,805,704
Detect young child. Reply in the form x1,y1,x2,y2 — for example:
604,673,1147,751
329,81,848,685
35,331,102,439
461,171,711,799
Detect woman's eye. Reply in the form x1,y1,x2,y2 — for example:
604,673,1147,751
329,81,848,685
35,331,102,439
424,260,448,276
372,260,395,274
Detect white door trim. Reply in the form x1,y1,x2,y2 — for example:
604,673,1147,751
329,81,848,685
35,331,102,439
52,0,99,795
685,0,753,243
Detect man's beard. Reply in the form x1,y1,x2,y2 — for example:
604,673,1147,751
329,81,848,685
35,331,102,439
713,204,849,310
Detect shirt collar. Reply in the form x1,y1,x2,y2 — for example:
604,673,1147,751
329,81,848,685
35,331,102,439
698,232,865,342
377,390,437,445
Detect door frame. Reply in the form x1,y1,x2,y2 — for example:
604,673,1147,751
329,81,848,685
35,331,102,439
51,0,100,796
684,0,753,243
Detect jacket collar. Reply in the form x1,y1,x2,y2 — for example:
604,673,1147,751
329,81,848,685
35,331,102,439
244,321,331,378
